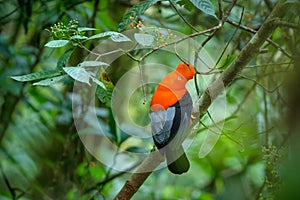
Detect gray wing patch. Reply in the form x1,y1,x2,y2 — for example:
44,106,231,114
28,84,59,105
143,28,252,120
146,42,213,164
150,107,175,145
169,112,190,149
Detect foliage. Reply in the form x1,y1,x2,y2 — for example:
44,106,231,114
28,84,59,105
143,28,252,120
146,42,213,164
188,0,217,18
0,0,299,199
117,0,159,31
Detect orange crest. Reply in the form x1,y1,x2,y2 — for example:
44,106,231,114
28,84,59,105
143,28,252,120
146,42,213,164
175,63,196,80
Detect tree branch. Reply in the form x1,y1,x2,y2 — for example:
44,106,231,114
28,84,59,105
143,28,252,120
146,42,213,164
114,151,164,200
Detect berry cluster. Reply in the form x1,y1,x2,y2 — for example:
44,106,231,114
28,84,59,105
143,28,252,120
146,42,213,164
50,20,80,40
259,145,281,198
153,29,177,49
129,16,143,29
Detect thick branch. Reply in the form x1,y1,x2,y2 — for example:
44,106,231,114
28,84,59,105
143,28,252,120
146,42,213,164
114,151,164,200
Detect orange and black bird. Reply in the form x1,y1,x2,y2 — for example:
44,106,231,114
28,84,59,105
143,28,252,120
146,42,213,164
150,63,196,174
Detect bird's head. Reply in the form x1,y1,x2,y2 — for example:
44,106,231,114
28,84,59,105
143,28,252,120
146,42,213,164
175,63,196,80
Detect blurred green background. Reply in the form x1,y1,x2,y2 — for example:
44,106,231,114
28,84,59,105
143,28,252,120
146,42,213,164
1,0,300,199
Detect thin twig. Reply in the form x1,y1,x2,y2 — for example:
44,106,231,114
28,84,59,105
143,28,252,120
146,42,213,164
169,0,199,32
266,38,292,58
197,70,223,75
125,51,140,62
174,42,189,64
236,74,283,93
227,19,293,58
218,0,223,19
245,61,293,68
199,119,244,148
139,26,219,62
263,89,269,147
138,62,147,104
276,21,300,30
214,6,244,69
0,165,17,200
231,82,257,116
0,7,19,21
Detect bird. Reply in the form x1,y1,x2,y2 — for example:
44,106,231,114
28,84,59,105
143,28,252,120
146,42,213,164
149,63,196,174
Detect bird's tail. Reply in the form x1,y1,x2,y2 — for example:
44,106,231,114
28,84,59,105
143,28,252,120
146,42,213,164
166,145,190,174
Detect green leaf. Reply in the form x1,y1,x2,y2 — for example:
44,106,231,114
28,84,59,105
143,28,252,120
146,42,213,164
11,70,63,82
45,40,69,48
79,61,109,67
96,72,114,106
177,0,195,11
88,33,107,40
63,67,90,85
70,35,88,40
57,48,74,69
96,86,109,105
117,0,159,31
189,0,217,19
90,76,106,89
76,162,88,177
89,165,105,179
78,27,98,32
119,130,131,145
110,33,131,42
33,75,67,86
134,33,155,46
88,31,131,42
